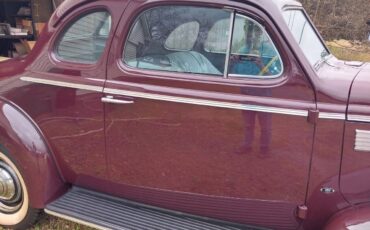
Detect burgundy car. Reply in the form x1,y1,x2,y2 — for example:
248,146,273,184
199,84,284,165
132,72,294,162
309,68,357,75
0,0,369,229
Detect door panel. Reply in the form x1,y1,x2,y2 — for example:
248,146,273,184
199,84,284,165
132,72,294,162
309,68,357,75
104,77,314,229
105,2,315,229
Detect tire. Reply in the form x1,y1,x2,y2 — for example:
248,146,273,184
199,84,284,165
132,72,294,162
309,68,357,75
0,151,41,229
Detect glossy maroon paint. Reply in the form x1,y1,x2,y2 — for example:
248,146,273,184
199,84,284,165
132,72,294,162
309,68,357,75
0,0,129,206
324,204,370,230
0,0,369,229
0,99,65,208
103,1,315,229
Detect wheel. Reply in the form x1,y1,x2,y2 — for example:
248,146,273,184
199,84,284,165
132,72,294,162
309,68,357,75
0,151,40,229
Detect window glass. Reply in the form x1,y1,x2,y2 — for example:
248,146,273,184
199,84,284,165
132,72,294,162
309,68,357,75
123,6,231,76
164,21,199,51
56,11,111,63
283,10,329,67
228,15,283,78
204,18,230,53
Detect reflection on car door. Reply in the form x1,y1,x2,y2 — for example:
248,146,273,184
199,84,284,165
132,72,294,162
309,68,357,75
104,2,316,230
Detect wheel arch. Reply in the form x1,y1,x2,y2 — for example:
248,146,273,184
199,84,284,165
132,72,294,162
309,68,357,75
0,98,66,209
324,203,370,230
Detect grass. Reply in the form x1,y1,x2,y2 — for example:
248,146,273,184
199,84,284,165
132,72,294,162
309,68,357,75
327,40,370,62
0,214,95,230
30,215,95,230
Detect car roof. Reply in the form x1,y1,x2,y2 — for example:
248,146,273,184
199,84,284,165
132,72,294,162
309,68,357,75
269,0,302,10
50,0,303,27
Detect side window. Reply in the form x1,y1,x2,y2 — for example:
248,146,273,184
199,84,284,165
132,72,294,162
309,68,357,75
123,6,231,76
204,18,230,53
55,11,111,63
228,15,282,78
122,7,283,79
283,10,329,66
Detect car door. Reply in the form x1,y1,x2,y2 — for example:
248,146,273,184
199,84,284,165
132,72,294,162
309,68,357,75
105,1,316,229
12,0,129,188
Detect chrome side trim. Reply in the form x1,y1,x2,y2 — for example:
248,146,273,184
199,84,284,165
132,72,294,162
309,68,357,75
101,95,134,105
355,129,370,152
319,112,346,120
21,77,347,120
20,77,103,92
45,209,110,230
104,88,308,117
348,115,370,123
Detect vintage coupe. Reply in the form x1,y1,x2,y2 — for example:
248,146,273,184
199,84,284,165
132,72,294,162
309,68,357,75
0,0,369,229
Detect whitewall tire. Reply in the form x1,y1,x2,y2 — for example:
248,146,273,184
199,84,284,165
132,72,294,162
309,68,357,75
0,151,40,229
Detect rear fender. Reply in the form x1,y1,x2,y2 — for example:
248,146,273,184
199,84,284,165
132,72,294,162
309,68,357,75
324,203,370,230
0,99,66,208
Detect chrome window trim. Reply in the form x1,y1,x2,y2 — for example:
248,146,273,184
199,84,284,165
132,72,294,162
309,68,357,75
227,14,284,79
228,73,283,80
223,11,235,78
122,6,231,78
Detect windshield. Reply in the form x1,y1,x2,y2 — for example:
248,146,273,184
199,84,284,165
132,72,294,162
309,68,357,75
283,10,329,67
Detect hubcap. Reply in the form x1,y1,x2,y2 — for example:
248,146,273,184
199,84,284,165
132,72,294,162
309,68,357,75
0,161,22,213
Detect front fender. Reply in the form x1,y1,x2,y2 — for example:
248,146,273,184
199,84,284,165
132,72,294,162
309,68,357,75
324,203,370,230
0,99,66,208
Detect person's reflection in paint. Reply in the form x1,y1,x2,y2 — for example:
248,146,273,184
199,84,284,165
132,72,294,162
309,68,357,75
231,20,277,155
237,88,272,155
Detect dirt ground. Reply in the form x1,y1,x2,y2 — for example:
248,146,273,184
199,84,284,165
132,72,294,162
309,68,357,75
326,39,370,62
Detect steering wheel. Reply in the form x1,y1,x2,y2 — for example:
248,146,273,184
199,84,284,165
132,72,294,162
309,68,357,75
258,55,279,76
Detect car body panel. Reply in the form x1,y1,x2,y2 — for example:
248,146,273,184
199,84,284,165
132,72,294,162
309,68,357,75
0,0,368,229
340,63,370,207
103,0,317,229
324,204,370,230
0,0,129,192
301,56,365,229
0,99,65,208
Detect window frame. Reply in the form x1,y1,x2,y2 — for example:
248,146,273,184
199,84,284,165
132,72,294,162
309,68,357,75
227,13,284,79
118,3,288,86
282,7,331,70
122,5,232,77
51,8,113,65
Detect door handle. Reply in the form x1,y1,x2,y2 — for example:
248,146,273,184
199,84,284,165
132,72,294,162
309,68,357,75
101,95,134,105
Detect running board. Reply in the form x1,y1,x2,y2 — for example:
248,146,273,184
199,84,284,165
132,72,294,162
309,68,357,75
45,187,266,230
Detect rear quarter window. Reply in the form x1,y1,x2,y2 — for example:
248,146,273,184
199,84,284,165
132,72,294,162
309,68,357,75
55,11,111,63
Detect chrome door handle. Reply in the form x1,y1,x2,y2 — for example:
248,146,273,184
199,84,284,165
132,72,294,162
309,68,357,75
101,96,134,104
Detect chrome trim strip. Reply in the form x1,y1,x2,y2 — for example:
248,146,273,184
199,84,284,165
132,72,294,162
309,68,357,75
104,88,308,117
45,209,111,230
348,115,370,123
21,77,347,120
101,96,134,105
354,129,370,152
319,112,346,120
223,11,235,78
20,77,103,92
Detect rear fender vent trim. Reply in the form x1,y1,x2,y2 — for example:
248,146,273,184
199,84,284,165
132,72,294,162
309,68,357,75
355,129,370,152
